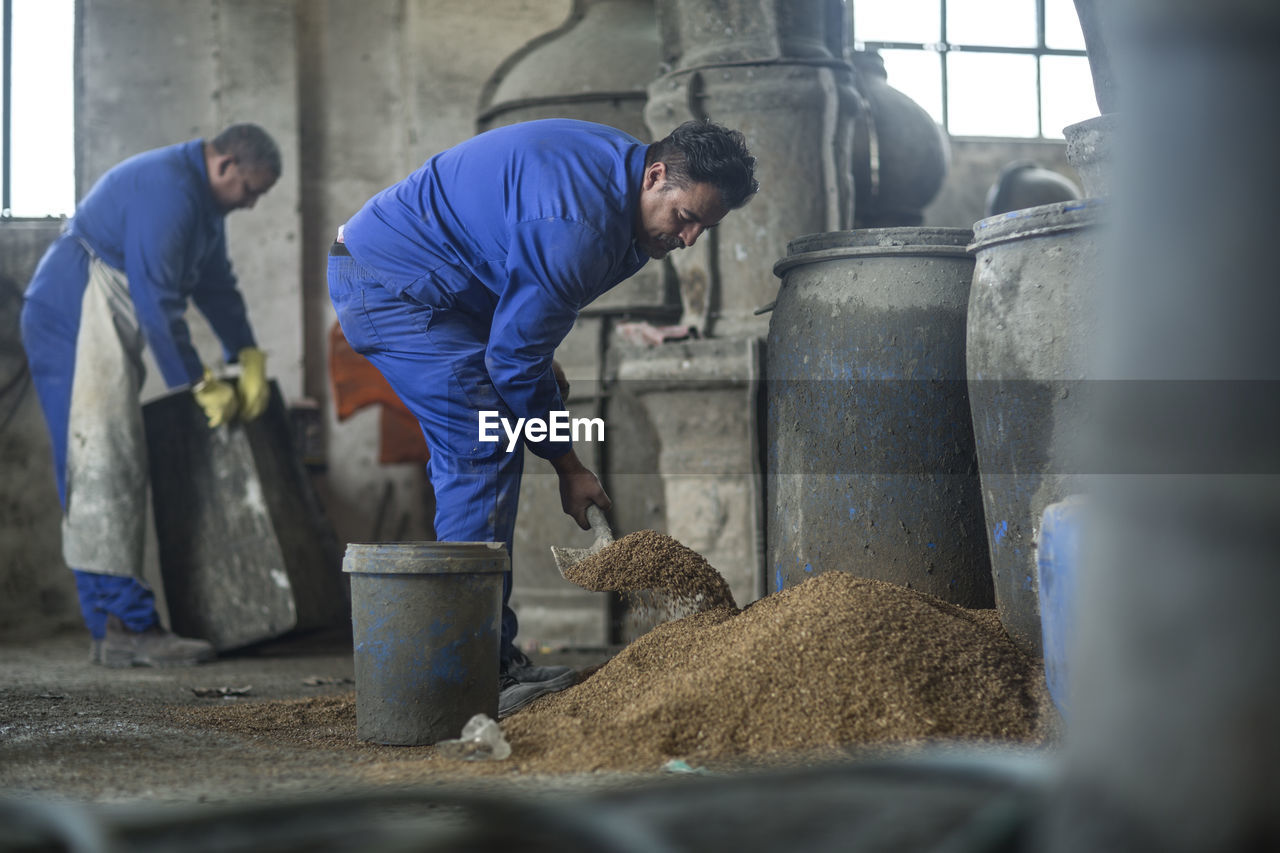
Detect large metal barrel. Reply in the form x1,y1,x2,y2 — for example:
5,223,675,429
1064,113,1118,198
966,198,1105,656
767,228,991,607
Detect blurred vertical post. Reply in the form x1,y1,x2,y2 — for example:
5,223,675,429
1047,1,1280,851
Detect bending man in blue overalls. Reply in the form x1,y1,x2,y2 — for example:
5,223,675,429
22,124,280,667
329,118,758,716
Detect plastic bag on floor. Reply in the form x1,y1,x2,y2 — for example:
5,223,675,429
435,713,511,761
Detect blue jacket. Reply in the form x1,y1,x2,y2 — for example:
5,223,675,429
25,139,255,387
342,119,649,459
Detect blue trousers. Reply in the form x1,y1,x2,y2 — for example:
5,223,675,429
328,251,524,666
73,572,159,639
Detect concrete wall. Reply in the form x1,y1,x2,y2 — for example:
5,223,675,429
0,221,81,638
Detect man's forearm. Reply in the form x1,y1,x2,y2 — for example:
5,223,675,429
549,446,585,476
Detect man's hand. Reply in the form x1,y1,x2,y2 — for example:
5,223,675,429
237,346,269,421
552,359,570,400
193,368,240,428
550,448,611,529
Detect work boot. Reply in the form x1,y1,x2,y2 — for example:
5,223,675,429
498,672,572,719
99,615,216,668
503,648,577,689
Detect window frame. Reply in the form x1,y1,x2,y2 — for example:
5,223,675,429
851,0,1089,138
2,0,12,214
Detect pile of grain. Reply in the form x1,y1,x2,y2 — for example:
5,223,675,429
168,533,1048,775
563,529,737,611
502,571,1045,772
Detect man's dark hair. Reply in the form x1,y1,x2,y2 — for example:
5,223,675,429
211,123,282,177
646,119,758,210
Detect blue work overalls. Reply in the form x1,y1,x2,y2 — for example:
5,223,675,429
329,119,648,665
21,139,257,638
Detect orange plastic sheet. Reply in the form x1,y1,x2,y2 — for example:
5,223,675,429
327,322,430,464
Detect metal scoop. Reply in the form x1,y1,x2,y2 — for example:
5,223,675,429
551,504,614,578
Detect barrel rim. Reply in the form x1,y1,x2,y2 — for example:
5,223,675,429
343,541,509,574
968,197,1107,253
773,227,976,278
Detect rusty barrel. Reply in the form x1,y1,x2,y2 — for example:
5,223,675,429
967,198,1106,656
767,228,991,607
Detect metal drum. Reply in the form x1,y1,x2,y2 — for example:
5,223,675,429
966,198,1105,656
767,228,991,608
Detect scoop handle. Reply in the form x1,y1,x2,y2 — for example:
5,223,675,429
586,504,614,547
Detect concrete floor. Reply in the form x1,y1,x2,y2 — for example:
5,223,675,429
0,626,661,848
0,627,1056,851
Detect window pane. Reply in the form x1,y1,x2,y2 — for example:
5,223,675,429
1041,55,1097,138
1045,0,1087,50
879,49,944,126
853,0,940,45
947,0,1036,48
9,0,75,216
947,52,1038,137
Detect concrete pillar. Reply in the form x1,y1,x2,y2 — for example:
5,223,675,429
645,0,858,338
1044,2,1280,849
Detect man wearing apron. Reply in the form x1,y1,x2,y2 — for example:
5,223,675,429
329,118,757,715
21,123,280,667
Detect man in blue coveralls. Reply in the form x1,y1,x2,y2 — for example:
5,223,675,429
21,123,281,667
329,118,758,716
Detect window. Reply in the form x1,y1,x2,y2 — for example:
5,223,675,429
1,0,75,217
851,0,1094,139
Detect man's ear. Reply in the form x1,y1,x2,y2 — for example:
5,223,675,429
214,154,236,178
644,161,666,190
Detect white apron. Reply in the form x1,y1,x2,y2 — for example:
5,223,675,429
60,255,148,577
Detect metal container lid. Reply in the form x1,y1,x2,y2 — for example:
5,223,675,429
342,541,509,575
773,227,975,278
969,197,1108,254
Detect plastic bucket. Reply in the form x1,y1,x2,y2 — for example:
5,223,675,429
343,541,507,745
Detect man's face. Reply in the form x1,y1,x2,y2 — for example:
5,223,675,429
210,156,277,212
634,162,729,260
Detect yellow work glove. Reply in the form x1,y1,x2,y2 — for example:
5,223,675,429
236,346,269,422
193,368,240,428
